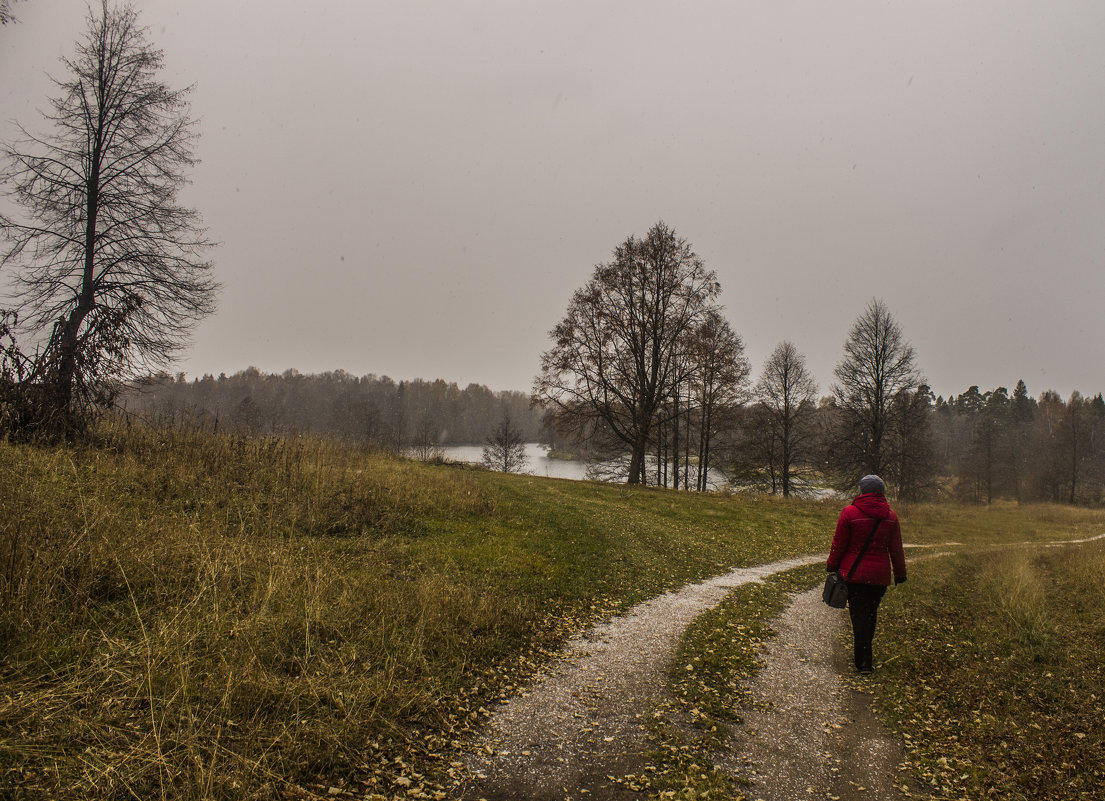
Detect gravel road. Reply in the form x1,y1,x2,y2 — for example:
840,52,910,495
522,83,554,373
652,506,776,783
725,587,908,801
460,554,896,800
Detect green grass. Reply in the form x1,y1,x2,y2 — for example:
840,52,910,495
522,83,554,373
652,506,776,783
891,499,1103,547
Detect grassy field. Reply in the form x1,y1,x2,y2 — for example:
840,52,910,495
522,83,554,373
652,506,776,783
0,423,837,800
644,502,1105,801
1,424,1102,800
872,530,1105,800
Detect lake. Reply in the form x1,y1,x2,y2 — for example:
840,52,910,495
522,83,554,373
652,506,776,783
438,444,844,498
440,444,727,489
440,443,591,481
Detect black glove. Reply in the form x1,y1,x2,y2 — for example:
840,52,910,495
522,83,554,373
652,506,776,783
895,575,907,584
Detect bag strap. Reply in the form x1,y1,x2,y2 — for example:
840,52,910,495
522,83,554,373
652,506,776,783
844,516,887,581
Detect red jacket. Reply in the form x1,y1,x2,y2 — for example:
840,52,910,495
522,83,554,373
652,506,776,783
827,493,906,586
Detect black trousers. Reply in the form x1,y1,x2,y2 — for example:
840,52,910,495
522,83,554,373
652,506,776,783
846,582,887,670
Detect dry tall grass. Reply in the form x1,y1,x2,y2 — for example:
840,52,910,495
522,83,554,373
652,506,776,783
1,422,508,798
6,421,1101,799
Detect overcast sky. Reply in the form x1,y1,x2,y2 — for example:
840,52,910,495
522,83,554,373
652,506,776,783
3,1,1103,400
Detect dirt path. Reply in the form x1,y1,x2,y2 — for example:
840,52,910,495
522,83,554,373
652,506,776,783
724,588,908,801
460,535,1104,800
461,555,821,800
461,557,913,801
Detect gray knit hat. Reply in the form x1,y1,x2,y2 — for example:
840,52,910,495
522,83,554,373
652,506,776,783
859,475,886,495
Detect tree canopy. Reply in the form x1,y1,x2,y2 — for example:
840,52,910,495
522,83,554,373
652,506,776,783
830,299,921,482
534,222,723,484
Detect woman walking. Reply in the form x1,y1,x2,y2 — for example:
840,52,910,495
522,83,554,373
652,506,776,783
827,475,907,674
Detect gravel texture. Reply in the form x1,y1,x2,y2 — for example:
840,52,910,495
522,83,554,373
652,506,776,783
460,555,822,800
724,587,908,801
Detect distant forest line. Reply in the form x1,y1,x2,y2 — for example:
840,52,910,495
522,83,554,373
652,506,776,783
122,368,545,447
123,367,1105,505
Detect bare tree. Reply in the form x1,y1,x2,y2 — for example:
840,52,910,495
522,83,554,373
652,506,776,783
411,413,444,461
482,408,529,473
830,299,921,484
739,401,781,492
655,335,699,490
691,310,750,490
755,341,817,497
0,1,217,434
534,222,720,484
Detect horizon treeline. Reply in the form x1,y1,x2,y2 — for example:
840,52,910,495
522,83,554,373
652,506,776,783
742,379,1105,505
122,367,1105,505
929,381,1104,504
544,376,1105,505
122,368,545,448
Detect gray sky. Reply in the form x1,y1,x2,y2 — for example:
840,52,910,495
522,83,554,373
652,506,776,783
3,1,1104,400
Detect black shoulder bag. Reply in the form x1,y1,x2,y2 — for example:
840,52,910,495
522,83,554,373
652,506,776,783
823,516,887,609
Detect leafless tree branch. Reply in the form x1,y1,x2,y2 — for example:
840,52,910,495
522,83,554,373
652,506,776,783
0,1,217,436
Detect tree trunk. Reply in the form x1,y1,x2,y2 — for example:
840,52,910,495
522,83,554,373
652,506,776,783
683,404,691,491
781,410,791,498
628,440,646,485
50,144,103,429
672,395,680,490
661,429,668,487
649,428,658,483
700,401,713,491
